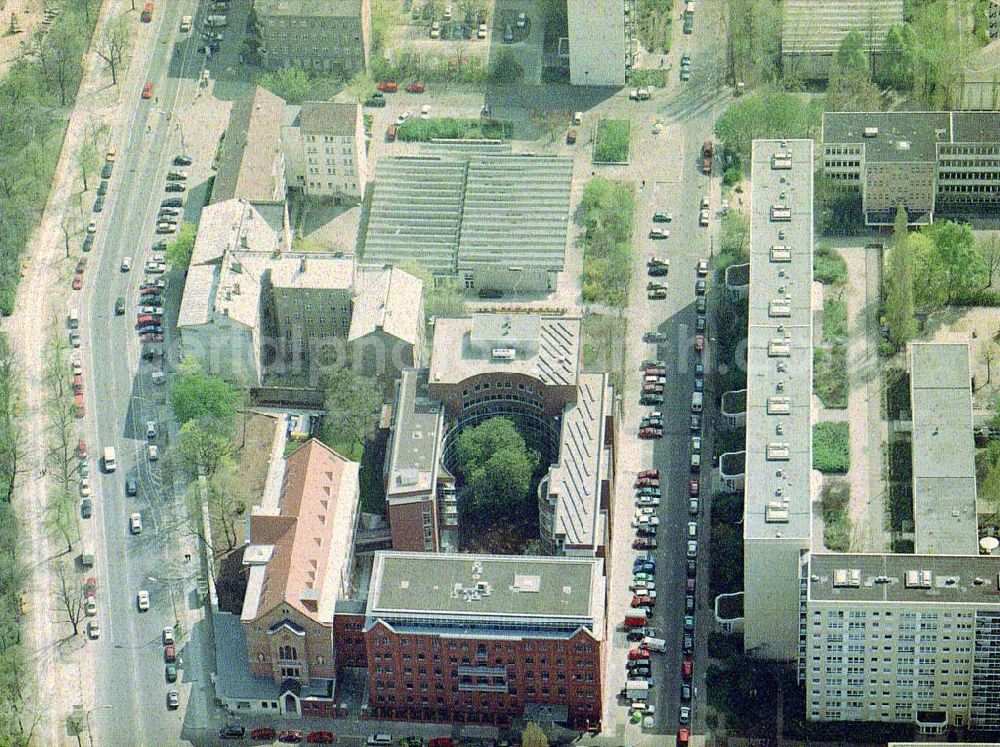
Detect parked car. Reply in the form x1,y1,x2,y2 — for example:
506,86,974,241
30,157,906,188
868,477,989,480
405,81,425,93
652,211,672,222
250,728,277,740
632,537,657,550
137,590,150,611
81,498,92,518
220,725,246,740
167,690,179,709
142,81,153,99
307,733,336,745
377,81,398,92
278,732,304,744
161,197,183,208
164,183,186,193
689,477,700,496
649,229,669,240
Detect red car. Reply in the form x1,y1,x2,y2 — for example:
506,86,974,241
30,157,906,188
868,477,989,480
638,469,659,479
643,384,663,394
307,733,335,744
644,366,666,376
633,538,658,550
682,658,693,680
677,726,690,746
429,739,453,747
377,81,398,92
139,284,162,294
84,577,97,597
405,81,426,93
638,428,662,439
628,648,650,660
634,476,659,488
72,274,84,290
250,728,277,740
279,732,304,744
142,81,154,99
75,257,87,273
76,439,87,458
164,644,176,662
694,334,704,352
631,595,655,608
689,477,700,497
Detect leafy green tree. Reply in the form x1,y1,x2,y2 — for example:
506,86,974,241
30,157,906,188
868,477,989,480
714,92,823,172
258,67,314,104
169,365,242,426
38,10,85,106
455,417,528,474
166,221,197,269
178,415,233,476
521,722,549,747
908,231,944,309
719,211,750,267
885,206,917,349
492,49,523,84
320,369,382,450
206,458,251,552
876,24,916,90
924,220,988,304
580,178,634,246
455,418,539,514
827,31,882,112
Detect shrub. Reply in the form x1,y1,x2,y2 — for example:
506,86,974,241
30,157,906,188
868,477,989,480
822,297,847,342
396,117,512,142
814,245,847,285
629,69,668,87
813,422,850,473
578,178,635,306
814,344,848,408
593,119,631,164
722,166,742,186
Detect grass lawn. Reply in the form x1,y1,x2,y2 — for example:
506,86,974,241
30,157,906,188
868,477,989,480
636,0,674,53
822,297,847,342
629,69,669,87
593,119,631,163
821,478,852,551
814,245,847,286
814,343,848,408
396,117,512,142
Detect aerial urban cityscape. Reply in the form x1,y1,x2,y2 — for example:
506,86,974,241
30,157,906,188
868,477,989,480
0,0,998,745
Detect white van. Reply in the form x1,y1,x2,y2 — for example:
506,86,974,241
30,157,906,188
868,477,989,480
641,636,666,652
68,308,80,329
691,391,703,413
103,446,117,472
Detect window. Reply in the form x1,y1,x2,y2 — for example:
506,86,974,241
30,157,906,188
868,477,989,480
279,645,298,661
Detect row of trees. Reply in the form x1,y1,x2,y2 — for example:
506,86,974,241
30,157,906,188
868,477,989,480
0,333,31,744
579,177,635,307
883,207,1000,351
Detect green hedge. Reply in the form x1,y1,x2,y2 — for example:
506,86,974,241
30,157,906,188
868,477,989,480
814,343,848,409
821,479,852,551
814,422,850,473
396,117,512,142
953,290,1000,306
822,297,847,342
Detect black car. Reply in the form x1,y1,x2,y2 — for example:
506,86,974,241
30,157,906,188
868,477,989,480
97,180,108,196
126,476,138,496
82,234,93,253
81,498,92,518
477,288,503,299
219,725,246,740
683,633,693,653
628,665,651,677
626,629,648,642
686,558,697,577
174,154,193,166
161,197,183,208
93,195,105,212
115,297,125,315
101,163,113,179
365,94,387,108
165,183,186,193
695,279,707,295
681,683,692,701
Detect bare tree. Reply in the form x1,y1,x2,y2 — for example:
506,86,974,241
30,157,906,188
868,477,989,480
0,338,27,503
979,235,1000,290
38,12,85,106
54,560,86,636
983,342,998,388
75,126,99,193
44,334,77,497
205,460,250,553
95,14,131,86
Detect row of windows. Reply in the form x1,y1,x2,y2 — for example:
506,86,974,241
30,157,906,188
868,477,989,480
373,687,596,705
370,636,591,654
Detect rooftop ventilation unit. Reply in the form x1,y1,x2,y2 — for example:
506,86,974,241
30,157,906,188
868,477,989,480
765,503,789,523
771,152,793,169
770,245,792,262
833,569,862,588
766,442,790,460
769,299,791,317
492,348,516,361
770,206,792,222
767,397,791,414
904,570,933,589
768,339,791,357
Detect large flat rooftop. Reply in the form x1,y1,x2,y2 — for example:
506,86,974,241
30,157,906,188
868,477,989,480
385,369,443,501
429,314,581,388
367,552,602,623
744,139,814,542
808,552,1000,605
909,343,978,556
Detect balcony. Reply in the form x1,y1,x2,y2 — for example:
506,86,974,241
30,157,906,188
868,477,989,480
457,665,506,677
458,681,509,693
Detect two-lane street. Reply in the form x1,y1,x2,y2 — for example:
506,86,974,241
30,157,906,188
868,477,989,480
77,1,209,744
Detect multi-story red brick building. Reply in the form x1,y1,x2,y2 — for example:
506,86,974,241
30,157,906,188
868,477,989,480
363,552,606,730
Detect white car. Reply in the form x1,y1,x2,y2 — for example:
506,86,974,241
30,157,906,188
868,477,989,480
632,515,660,528
396,111,411,125
79,478,91,497
145,262,166,274
147,444,159,461
477,23,487,39
137,590,150,612
163,626,175,645
156,223,177,234
129,512,142,534
630,580,655,592
516,11,527,27
87,219,97,234
635,507,656,517
85,597,97,616
420,104,430,118
636,495,660,507
71,357,83,375
139,306,163,315
121,256,132,272
699,209,710,226
87,620,100,639
697,259,709,276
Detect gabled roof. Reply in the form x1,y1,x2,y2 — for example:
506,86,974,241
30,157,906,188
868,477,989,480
242,439,360,625
349,266,423,347
212,87,287,205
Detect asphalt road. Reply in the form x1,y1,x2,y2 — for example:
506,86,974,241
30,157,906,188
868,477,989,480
616,4,731,738
78,1,207,744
